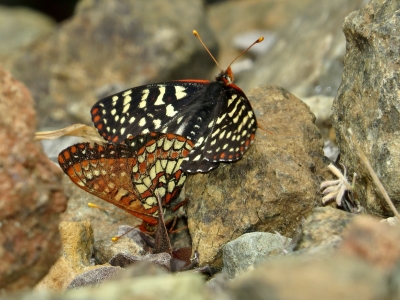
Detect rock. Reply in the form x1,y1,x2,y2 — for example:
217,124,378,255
331,0,400,217
323,140,340,162
58,221,95,273
229,255,388,300
67,260,170,290
111,260,168,279
238,0,366,98
94,236,145,265
67,272,207,300
230,0,366,147
186,85,328,268
66,266,122,290
0,6,56,62
295,207,356,251
222,232,291,278
35,257,76,292
5,0,217,129
207,273,231,300
381,216,400,226
226,213,400,300
5,271,208,300
109,252,172,271
36,221,95,291
338,215,400,270
302,95,335,141
207,0,315,72
0,67,67,292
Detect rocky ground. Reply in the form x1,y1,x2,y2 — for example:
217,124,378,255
1,0,400,299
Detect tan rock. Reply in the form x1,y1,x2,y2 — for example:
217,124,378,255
0,67,67,292
186,85,328,267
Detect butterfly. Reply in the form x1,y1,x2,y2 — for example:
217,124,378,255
91,30,263,173
58,132,193,229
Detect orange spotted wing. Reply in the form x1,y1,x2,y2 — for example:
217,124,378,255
58,132,194,226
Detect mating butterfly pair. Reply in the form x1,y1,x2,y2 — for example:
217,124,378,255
58,31,262,228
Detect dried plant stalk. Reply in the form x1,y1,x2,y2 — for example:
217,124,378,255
35,124,105,144
347,128,400,219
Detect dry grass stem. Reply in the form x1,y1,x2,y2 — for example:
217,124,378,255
35,124,105,144
347,128,400,219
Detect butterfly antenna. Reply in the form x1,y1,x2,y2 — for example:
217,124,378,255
193,30,223,73
88,202,127,215
111,227,137,242
87,203,139,242
227,36,264,69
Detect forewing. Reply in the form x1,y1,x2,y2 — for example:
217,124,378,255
91,81,209,143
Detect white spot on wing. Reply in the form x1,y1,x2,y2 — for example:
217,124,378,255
166,104,178,117
193,154,201,161
123,95,131,105
227,95,237,107
194,136,204,147
216,113,226,124
175,86,187,99
122,90,132,97
153,119,161,129
139,117,146,127
139,89,149,108
122,103,131,114
154,86,166,105
228,99,240,118
211,128,220,138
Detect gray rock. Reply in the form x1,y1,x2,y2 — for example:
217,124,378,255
222,232,291,278
238,0,367,98
109,252,172,271
67,266,122,290
302,95,335,141
207,0,315,79
94,236,145,265
65,272,207,300
295,207,355,251
229,255,388,300
4,0,217,129
0,6,55,62
4,272,208,300
331,0,400,217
